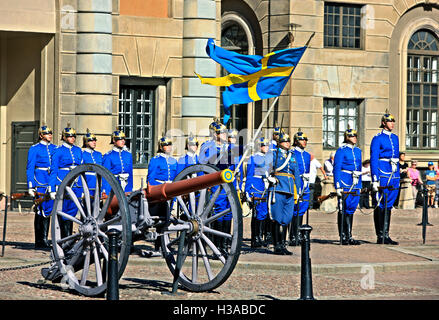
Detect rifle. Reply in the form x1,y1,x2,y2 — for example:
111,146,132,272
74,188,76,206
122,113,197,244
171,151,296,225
10,192,52,205
317,192,337,203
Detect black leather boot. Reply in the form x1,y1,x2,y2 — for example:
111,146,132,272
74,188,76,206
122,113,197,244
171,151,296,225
374,207,384,244
345,214,360,245
34,214,46,249
272,221,284,255
337,211,348,245
383,210,398,245
264,218,273,246
252,219,264,248
250,216,260,248
289,216,297,246
280,224,293,255
41,216,51,248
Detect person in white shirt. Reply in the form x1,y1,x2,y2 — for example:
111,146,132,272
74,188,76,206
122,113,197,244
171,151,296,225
324,152,335,177
360,159,372,209
309,154,328,209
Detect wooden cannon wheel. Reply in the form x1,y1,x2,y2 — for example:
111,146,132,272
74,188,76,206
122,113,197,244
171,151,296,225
50,164,131,296
161,164,243,292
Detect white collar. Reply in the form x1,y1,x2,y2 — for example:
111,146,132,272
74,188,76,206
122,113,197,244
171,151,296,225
83,148,94,153
255,152,265,156
342,143,355,149
39,140,50,146
382,129,391,135
159,153,172,158
62,142,73,149
294,146,304,152
186,151,196,157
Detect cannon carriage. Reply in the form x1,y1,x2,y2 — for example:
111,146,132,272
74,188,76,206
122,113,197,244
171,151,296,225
42,163,243,296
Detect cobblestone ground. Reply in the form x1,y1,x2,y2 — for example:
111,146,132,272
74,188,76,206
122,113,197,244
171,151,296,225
0,206,438,301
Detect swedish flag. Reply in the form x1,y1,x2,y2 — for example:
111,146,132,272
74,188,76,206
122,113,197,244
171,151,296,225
196,38,307,123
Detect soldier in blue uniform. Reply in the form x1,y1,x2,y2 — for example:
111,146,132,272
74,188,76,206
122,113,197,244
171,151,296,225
245,137,272,248
81,129,103,196
370,112,400,245
267,132,302,255
289,129,311,246
147,136,178,186
333,128,362,245
269,127,281,153
49,124,83,238
199,118,220,160
200,122,243,254
176,134,199,174
26,125,57,249
102,130,133,194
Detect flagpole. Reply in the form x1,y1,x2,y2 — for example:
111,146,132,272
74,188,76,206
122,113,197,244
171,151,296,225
233,32,315,176
234,95,279,175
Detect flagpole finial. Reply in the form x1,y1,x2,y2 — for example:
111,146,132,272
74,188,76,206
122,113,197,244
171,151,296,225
305,32,315,47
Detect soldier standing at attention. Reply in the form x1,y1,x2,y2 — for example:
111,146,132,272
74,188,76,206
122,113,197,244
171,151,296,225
290,129,311,246
26,125,57,249
176,134,199,174
370,112,400,245
49,123,83,238
269,127,281,153
81,129,103,197
147,136,178,186
102,130,133,194
267,132,302,255
333,128,362,245
147,135,178,253
245,137,272,248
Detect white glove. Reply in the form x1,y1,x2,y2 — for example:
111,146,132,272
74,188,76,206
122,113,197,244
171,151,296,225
336,188,343,197
50,192,56,200
267,175,278,186
28,189,35,197
263,178,270,189
372,181,379,192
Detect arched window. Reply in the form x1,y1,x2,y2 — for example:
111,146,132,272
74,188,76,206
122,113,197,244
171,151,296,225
406,29,439,149
220,15,253,131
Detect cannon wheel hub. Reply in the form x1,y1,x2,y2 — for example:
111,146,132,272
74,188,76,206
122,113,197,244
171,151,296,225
79,216,98,243
189,217,202,240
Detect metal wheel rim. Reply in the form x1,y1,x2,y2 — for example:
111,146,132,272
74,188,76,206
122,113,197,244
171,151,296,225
161,164,243,292
50,164,131,296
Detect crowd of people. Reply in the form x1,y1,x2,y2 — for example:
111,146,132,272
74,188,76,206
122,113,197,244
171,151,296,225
26,111,406,255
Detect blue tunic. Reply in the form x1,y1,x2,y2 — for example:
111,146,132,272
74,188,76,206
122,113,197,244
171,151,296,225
370,130,400,209
26,141,57,216
293,147,311,216
147,153,178,186
81,148,103,195
176,152,199,174
49,142,83,218
200,141,243,221
268,148,302,225
102,147,133,193
333,143,362,215
245,152,271,220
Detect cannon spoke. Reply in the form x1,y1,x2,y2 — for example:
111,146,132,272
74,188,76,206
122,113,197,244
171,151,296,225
56,210,83,226
65,186,87,221
203,208,232,225
79,174,92,217
196,238,214,281
189,192,197,216
56,231,81,245
203,226,232,240
201,186,221,219
92,244,103,287
93,175,102,219
176,196,192,219
201,233,226,264
98,190,114,222
95,237,108,261
98,215,121,230
192,241,198,283
196,189,207,217
80,250,91,286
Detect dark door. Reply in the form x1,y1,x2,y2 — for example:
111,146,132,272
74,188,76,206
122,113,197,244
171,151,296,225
11,121,40,208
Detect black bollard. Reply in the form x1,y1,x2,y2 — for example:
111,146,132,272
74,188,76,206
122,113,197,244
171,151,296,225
1,195,8,257
106,228,120,300
298,224,315,300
